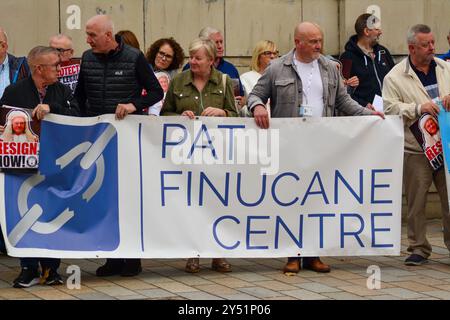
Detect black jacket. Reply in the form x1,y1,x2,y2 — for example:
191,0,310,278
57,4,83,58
8,53,30,84
0,76,79,116
339,35,395,107
75,35,163,116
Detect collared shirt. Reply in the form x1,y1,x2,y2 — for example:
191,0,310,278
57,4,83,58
293,53,324,117
161,67,238,117
409,57,439,101
0,55,10,98
183,58,244,96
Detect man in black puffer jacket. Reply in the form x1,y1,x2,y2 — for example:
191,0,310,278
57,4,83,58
75,15,163,278
76,15,163,118
339,13,395,108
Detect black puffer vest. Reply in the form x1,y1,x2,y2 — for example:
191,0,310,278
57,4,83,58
80,36,142,115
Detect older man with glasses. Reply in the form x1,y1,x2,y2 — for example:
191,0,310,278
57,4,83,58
49,34,80,93
0,46,79,288
183,27,245,108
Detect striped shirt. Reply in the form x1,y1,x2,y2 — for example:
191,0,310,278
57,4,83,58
409,57,439,102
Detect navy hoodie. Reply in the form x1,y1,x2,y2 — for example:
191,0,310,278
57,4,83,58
339,35,395,107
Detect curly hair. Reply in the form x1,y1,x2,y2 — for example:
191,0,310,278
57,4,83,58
145,38,185,72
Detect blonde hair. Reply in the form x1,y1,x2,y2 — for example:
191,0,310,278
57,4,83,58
188,37,217,61
251,40,277,72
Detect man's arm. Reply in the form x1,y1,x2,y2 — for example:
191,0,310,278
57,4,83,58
48,85,80,116
132,54,164,112
33,85,80,120
334,68,373,116
247,65,273,113
247,66,274,129
382,75,421,118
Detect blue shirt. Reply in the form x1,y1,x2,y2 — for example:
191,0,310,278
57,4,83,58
183,58,244,96
438,50,450,62
409,57,439,101
0,55,10,98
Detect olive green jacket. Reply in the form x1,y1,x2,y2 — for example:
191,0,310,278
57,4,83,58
161,68,238,117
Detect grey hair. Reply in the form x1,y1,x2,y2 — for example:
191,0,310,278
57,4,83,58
407,24,431,44
27,46,59,71
198,26,221,38
86,15,115,34
50,34,73,42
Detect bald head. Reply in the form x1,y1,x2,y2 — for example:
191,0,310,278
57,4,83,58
294,22,322,41
85,15,117,53
294,22,323,63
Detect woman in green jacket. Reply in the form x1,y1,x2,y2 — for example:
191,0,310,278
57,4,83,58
161,37,237,274
161,38,237,118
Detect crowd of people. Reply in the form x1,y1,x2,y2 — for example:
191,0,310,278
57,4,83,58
0,13,450,289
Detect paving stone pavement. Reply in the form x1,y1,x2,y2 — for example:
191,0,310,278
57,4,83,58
1,220,449,300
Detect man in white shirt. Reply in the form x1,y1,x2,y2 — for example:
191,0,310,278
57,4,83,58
248,22,383,274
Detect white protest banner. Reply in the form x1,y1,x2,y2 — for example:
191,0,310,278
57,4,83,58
0,115,404,258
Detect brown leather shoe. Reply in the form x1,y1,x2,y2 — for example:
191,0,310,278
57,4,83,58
303,257,331,273
211,258,232,272
283,258,300,274
185,258,200,273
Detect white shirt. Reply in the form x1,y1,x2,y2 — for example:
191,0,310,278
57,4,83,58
240,70,261,99
293,56,324,118
240,70,271,116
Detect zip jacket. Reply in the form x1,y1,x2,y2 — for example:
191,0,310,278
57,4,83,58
340,35,395,107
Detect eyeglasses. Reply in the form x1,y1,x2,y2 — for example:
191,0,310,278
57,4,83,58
54,48,72,53
157,51,174,60
261,51,279,57
416,41,435,49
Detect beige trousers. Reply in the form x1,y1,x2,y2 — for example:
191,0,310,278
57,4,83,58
403,153,450,258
